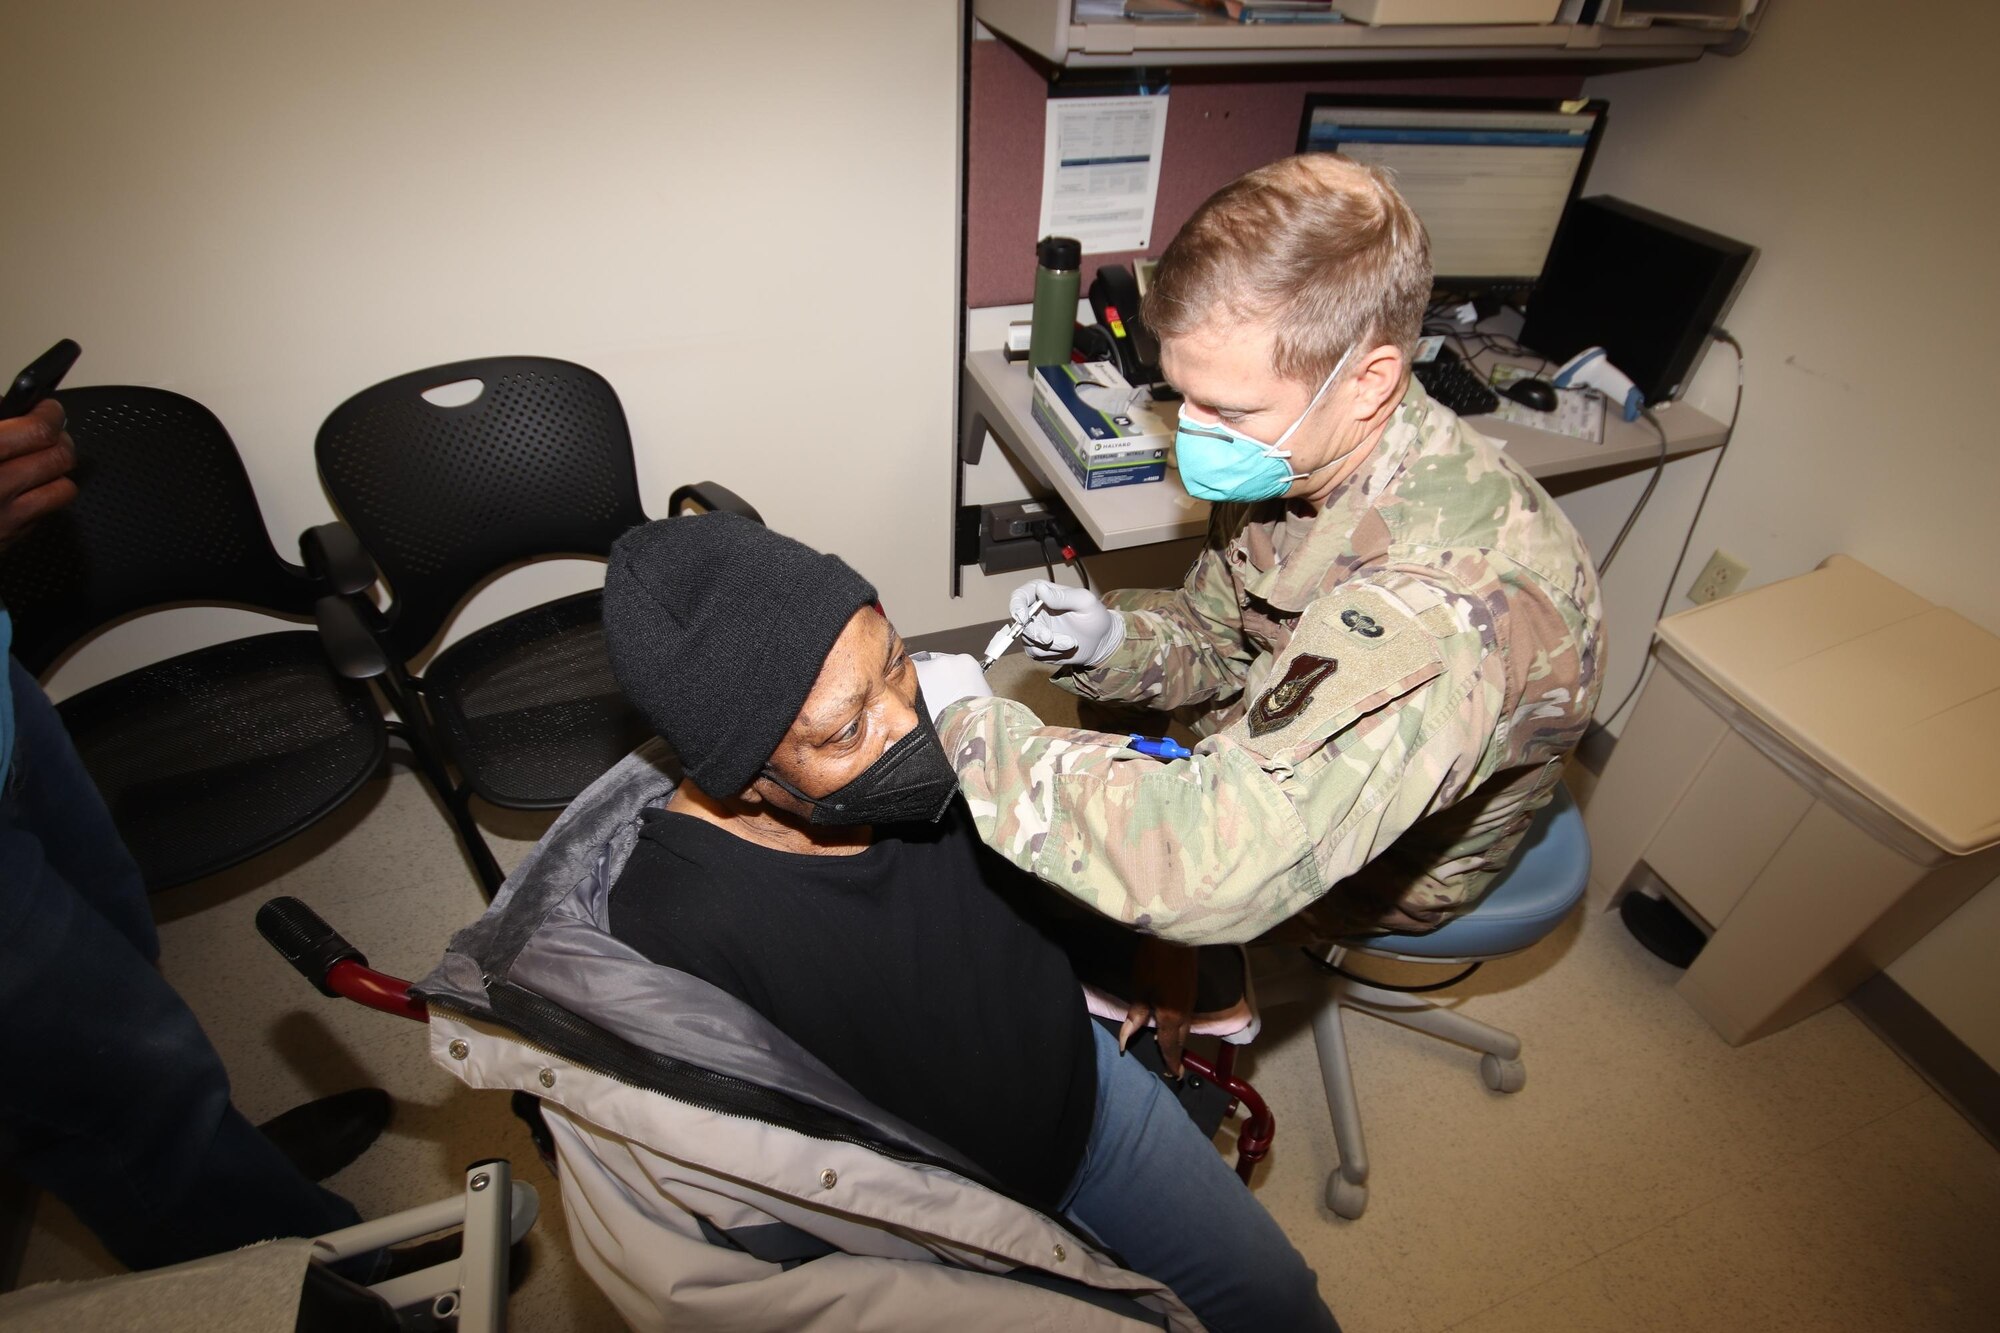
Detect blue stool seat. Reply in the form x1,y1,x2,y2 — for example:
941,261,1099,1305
1352,784,1591,961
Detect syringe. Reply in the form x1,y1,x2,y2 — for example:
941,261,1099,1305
979,598,1043,672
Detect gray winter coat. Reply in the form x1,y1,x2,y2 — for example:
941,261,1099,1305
416,741,1201,1331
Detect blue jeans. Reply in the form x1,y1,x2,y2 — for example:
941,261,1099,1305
0,656,361,1270
1060,1022,1339,1333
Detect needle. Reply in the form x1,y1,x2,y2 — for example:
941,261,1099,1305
980,598,1043,672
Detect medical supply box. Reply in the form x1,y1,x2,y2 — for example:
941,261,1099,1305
1585,556,2000,1045
1030,361,1171,491
1338,2,1563,24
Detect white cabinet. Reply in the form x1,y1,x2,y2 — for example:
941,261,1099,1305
1587,557,2000,1045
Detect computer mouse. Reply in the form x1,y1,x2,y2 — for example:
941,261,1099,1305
1500,378,1559,413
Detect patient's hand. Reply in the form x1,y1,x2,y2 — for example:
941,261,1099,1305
1119,936,1199,1076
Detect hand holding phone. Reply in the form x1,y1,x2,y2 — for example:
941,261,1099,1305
0,339,80,421
0,340,83,547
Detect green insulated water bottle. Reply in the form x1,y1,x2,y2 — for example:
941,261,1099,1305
1029,236,1081,368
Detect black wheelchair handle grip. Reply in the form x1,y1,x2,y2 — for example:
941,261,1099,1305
257,897,368,999
667,480,764,526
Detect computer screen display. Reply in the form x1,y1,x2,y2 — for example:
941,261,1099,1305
1297,98,1607,291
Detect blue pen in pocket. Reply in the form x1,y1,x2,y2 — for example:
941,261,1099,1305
1125,734,1192,761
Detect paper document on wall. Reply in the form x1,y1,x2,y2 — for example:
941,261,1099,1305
1038,94,1170,255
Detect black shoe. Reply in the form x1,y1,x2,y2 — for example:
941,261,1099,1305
259,1087,392,1182
375,1232,533,1291
377,1231,461,1283
1618,892,1708,969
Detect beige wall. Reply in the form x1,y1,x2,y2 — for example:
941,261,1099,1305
1581,0,2000,1068
0,0,974,696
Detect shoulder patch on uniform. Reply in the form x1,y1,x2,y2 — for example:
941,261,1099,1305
1340,608,1386,638
1234,583,1450,758
1247,654,1337,736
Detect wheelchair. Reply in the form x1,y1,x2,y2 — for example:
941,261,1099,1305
259,740,1284,1332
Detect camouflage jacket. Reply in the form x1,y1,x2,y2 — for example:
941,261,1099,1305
938,379,1604,944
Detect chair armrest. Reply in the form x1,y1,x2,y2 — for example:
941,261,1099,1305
315,594,387,680
666,482,763,526
300,521,378,596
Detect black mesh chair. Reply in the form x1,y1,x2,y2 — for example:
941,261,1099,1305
311,356,758,894
0,387,386,891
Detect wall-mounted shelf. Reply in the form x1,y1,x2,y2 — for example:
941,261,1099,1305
975,1,1745,69
960,347,1728,553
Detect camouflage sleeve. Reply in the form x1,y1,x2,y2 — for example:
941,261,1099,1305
1056,535,1254,712
938,574,1497,945
1338,760,1559,932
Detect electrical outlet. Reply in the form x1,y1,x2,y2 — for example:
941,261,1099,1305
1688,550,1749,604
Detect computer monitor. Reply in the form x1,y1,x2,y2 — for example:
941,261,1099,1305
1296,97,1607,295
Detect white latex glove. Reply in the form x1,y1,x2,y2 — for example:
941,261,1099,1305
1008,579,1125,667
910,651,992,724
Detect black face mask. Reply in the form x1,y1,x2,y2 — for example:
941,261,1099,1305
762,705,961,827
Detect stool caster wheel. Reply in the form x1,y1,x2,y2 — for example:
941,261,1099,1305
1480,1053,1526,1093
1326,1172,1368,1220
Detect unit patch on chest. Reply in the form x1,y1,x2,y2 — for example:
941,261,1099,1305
1247,654,1338,737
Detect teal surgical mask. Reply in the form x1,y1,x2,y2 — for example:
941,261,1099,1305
1174,350,1352,503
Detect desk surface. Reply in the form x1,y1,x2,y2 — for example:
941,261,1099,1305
962,348,1730,552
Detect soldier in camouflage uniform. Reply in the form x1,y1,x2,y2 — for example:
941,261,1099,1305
916,154,1603,948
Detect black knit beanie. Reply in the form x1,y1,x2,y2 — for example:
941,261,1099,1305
603,512,878,797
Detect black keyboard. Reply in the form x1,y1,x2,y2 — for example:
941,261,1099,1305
1413,347,1499,417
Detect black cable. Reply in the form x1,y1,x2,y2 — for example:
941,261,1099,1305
1598,331,1746,729
1302,948,1484,993
1596,406,1670,576
1036,532,1063,586
1422,311,1553,379
1031,522,1095,591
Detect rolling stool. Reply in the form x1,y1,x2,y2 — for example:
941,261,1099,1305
1296,784,1591,1220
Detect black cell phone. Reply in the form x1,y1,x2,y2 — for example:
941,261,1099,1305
0,339,82,420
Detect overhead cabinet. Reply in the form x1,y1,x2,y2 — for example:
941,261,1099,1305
975,0,1752,69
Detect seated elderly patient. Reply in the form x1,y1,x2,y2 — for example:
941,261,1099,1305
600,512,1336,1333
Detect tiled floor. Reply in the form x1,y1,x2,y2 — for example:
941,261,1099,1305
14,657,2000,1330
